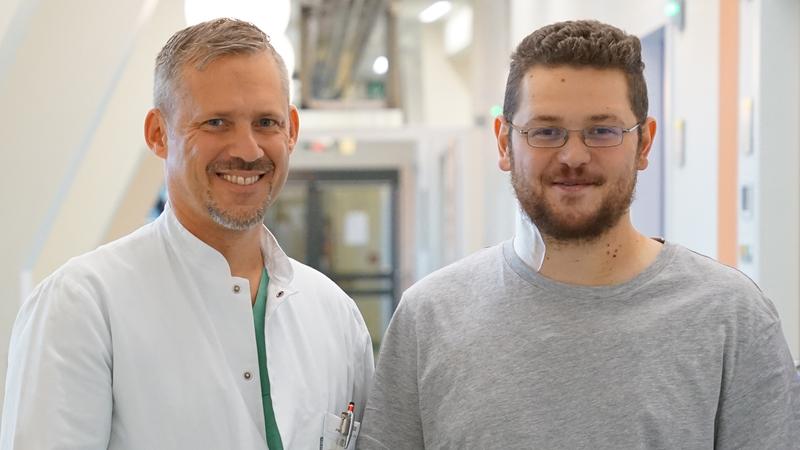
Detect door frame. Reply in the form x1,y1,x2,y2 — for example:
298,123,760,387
286,169,400,309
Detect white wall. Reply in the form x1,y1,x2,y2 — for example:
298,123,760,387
510,0,666,47
754,0,800,358
33,0,179,280
0,0,186,410
419,22,472,127
2,0,150,299
471,0,515,249
737,0,760,281
663,0,720,258
0,0,34,77
409,1,516,267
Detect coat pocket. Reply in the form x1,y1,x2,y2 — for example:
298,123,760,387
319,412,361,450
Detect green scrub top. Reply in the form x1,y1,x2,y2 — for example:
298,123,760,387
253,268,283,450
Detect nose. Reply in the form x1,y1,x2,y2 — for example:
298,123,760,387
229,126,265,162
556,131,591,168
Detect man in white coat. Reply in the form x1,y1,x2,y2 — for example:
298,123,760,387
1,18,373,450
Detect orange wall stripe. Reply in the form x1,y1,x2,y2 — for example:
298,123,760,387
718,0,739,265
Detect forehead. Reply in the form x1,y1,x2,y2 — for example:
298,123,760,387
175,51,286,112
515,65,633,123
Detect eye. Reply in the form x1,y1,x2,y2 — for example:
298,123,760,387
257,118,278,128
531,127,563,139
205,118,225,127
586,126,621,137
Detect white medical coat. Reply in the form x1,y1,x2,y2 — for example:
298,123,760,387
1,206,374,449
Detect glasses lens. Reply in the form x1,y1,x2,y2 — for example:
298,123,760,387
528,127,567,148
584,126,623,147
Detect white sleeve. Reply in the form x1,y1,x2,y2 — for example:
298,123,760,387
0,270,113,449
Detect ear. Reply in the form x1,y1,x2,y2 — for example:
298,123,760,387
495,115,512,172
636,117,657,170
286,104,300,153
144,108,169,159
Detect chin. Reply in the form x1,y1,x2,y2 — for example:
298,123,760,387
207,204,267,231
530,205,623,243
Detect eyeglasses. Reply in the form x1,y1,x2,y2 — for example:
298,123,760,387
507,121,642,148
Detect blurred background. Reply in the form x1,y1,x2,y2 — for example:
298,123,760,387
0,0,798,400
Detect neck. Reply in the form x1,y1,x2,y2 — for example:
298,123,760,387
202,226,264,277
537,217,662,286
173,207,264,278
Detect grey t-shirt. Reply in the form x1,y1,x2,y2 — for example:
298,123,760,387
358,240,800,449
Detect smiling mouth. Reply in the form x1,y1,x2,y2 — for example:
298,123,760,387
219,174,263,186
554,180,598,186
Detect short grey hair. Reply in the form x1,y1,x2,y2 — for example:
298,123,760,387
153,18,290,116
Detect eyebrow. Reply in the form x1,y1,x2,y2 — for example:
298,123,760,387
524,113,625,126
196,110,285,120
191,110,235,120
588,113,622,122
530,114,562,123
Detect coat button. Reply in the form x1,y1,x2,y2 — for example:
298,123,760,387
243,371,252,380
233,285,241,293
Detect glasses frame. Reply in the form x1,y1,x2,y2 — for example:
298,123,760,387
506,120,642,148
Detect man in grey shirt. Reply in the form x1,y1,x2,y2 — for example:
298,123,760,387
358,20,800,449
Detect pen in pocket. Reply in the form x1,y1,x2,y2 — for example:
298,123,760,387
336,402,355,448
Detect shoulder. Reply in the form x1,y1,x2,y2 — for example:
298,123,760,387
63,220,160,279
667,244,766,299
398,243,504,314
408,244,502,294
287,258,366,326
21,222,160,316
288,258,348,299
669,244,755,284
664,243,780,330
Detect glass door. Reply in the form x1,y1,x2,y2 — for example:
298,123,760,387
265,170,398,353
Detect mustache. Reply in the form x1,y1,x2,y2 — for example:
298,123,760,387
544,166,604,185
208,157,275,173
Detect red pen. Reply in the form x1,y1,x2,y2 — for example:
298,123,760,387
336,402,355,448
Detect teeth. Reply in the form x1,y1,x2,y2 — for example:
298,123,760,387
221,174,260,186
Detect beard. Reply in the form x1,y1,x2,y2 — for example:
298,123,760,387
205,157,275,231
206,192,271,231
511,151,637,244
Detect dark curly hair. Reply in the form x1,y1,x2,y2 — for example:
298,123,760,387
503,20,647,124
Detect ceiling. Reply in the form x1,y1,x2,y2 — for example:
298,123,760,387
292,0,470,106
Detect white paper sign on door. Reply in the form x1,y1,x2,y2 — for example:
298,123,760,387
343,211,369,246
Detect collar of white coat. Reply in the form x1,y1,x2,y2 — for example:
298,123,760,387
160,202,297,290
513,205,546,272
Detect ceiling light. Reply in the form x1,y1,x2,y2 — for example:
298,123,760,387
664,0,681,17
338,138,357,156
372,56,389,75
444,5,472,54
419,1,452,24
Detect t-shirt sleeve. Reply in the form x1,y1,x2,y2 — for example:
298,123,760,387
357,294,424,450
351,304,375,424
0,270,113,449
714,319,800,448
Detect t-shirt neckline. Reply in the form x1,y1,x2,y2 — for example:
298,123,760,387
502,238,678,300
